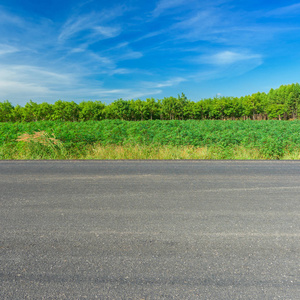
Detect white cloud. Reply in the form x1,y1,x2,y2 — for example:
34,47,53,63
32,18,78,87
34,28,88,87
168,7,233,44
201,51,262,65
2,1,289,104
0,65,72,85
83,88,162,100
117,51,143,60
88,53,115,66
0,8,24,26
0,63,160,104
152,0,188,17
143,77,186,88
174,11,215,30
166,3,299,47
267,3,300,16
58,9,124,44
152,0,232,18
58,15,87,41
0,80,50,97
119,89,162,100
70,46,87,53
134,30,166,42
107,68,132,75
155,77,186,88
0,64,76,103
0,44,19,55
93,26,121,38
185,50,263,82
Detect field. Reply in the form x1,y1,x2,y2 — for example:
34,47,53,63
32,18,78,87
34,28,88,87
1,120,300,160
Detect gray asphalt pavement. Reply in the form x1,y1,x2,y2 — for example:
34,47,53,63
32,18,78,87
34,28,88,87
1,160,300,299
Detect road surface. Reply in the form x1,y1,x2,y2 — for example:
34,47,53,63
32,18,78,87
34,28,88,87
1,160,300,299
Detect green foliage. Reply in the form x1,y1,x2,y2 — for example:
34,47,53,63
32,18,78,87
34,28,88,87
2,83,300,121
2,83,300,159
51,100,79,121
1,120,300,159
3,130,67,159
78,101,105,121
0,100,14,122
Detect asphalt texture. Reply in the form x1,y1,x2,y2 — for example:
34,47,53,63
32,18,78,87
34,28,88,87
0,160,300,299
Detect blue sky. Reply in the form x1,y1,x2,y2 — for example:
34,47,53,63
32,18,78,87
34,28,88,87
1,0,300,105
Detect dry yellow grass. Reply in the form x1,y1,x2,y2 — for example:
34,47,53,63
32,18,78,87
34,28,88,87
4,131,298,159
16,131,60,145
82,144,206,159
81,144,264,160
15,131,66,159
281,152,300,160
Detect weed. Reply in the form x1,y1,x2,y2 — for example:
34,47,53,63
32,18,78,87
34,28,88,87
16,131,67,159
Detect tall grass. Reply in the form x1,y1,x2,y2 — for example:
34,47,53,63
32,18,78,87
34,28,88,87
12,131,66,159
1,140,298,160
1,120,300,159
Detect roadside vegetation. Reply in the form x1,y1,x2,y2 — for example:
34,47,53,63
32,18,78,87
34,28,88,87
1,120,300,160
1,83,300,122
2,83,300,160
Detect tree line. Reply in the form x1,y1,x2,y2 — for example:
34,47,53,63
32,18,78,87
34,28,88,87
1,83,300,122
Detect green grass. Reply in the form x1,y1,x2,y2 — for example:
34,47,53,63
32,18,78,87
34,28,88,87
1,120,300,159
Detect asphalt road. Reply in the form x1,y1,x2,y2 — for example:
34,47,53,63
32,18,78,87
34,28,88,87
1,160,300,299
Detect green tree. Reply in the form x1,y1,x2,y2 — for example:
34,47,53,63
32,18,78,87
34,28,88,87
104,102,118,119
10,105,24,122
38,102,54,121
286,83,300,119
161,94,188,120
111,99,133,120
192,101,204,120
266,104,287,120
23,100,40,122
176,93,188,120
129,99,145,121
200,98,213,119
52,100,79,121
78,101,105,121
210,96,225,120
145,98,159,120
0,100,14,122
182,100,195,120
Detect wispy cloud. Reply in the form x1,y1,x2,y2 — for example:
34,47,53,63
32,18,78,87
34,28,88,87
88,53,115,66
0,7,58,61
0,80,50,101
0,7,24,26
155,77,186,88
2,0,300,103
93,26,121,38
189,50,263,82
267,3,300,17
84,88,162,101
58,8,124,44
117,50,143,61
0,63,160,103
174,10,217,30
163,2,300,49
142,77,186,88
0,44,19,55
201,51,262,65
170,9,227,44
152,0,189,17
134,29,166,42
0,64,76,102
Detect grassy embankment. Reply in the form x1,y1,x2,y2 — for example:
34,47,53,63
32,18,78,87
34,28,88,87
1,120,300,160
